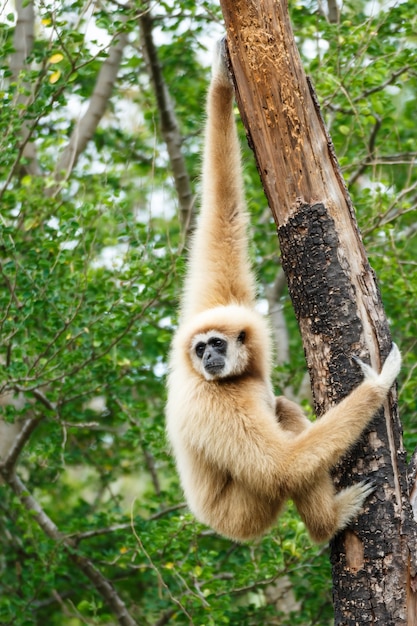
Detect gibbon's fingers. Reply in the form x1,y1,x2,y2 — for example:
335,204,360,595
352,343,401,389
212,37,232,86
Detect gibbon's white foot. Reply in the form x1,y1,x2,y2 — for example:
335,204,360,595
333,480,376,533
166,42,401,544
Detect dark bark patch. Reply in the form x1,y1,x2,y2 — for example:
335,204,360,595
278,202,363,411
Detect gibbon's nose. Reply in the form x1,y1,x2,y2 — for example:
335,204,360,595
204,347,214,362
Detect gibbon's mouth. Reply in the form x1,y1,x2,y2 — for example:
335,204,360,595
204,360,225,374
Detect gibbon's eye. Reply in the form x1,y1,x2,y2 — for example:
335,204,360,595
237,330,246,343
195,342,206,359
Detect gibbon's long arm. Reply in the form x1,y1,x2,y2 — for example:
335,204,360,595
180,46,256,321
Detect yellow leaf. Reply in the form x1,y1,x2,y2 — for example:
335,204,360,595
49,70,61,84
120,546,128,554
24,217,40,231
42,18,51,26
164,562,174,570
49,53,64,64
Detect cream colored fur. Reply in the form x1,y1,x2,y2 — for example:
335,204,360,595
166,44,402,543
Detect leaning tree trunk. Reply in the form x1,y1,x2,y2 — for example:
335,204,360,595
219,0,417,623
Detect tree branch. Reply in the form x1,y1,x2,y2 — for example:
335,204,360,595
51,29,128,192
139,6,194,238
9,0,41,175
347,115,382,186
0,415,42,477
265,268,290,365
70,504,187,544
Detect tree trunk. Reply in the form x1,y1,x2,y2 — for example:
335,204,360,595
219,0,417,623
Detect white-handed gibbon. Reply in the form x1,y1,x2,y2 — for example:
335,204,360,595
166,43,402,543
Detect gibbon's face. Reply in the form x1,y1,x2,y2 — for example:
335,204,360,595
190,329,248,381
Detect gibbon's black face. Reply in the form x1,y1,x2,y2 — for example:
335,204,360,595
196,336,227,375
191,329,247,381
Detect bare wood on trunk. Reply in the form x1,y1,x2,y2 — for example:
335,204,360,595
219,0,417,623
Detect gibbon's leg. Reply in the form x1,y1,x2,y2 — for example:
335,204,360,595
292,472,374,542
180,41,257,321
275,396,311,436
210,478,284,541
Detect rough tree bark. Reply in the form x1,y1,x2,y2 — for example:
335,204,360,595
219,0,417,623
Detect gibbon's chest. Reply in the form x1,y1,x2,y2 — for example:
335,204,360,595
185,375,275,424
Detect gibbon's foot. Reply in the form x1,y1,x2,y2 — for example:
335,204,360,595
352,343,401,390
335,480,376,533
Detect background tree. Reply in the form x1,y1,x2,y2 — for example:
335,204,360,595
0,1,416,625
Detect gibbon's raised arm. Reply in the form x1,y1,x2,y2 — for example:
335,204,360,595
166,42,402,544
180,44,256,322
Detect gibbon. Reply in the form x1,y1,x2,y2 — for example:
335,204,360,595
166,44,402,543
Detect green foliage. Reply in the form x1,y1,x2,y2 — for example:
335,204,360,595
0,0,416,625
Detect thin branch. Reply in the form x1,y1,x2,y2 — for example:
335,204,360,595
348,115,381,186
326,0,340,23
265,268,289,365
152,609,176,626
139,6,195,239
0,415,43,477
71,504,187,544
362,180,417,236
324,66,412,113
114,397,163,496
130,502,194,621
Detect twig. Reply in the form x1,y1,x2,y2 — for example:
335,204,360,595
71,503,187,543
130,500,194,622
